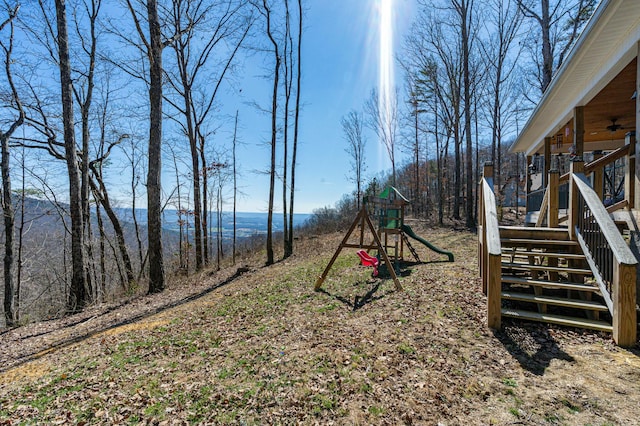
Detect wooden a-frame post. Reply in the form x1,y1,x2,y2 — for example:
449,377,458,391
314,206,402,291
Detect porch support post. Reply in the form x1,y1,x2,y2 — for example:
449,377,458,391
625,133,635,208
636,39,640,210
525,155,532,211
592,150,604,201
544,137,552,187
548,169,559,228
574,106,585,157
568,159,584,240
547,168,560,281
636,138,640,210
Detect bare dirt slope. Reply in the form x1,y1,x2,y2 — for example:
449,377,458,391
1,225,639,425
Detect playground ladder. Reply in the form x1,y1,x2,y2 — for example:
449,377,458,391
402,234,421,263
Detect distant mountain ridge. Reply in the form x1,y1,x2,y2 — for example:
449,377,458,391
1,197,311,243
114,208,312,240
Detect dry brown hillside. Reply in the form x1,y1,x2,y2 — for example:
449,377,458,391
1,223,639,425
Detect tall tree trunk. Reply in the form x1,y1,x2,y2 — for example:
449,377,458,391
435,100,443,225
77,0,99,304
540,0,552,92
147,0,165,293
89,169,135,287
16,150,26,323
462,0,474,228
1,6,22,327
282,0,293,258
56,0,89,312
287,0,302,258
171,150,185,270
217,184,223,270
232,110,238,266
453,120,461,220
188,109,203,271
95,201,106,299
2,129,16,327
199,135,209,265
264,1,280,266
232,111,239,265
413,98,420,215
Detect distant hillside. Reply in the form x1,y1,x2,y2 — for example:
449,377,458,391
113,207,311,240
0,198,311,326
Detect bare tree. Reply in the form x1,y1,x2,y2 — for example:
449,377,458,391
406,8,463,220
207,157,230,271
88,132,136,289
251,0,280,266
281,0,292,257
123,0,167,293
164,0,251,270
342,110,366,210
232,110,239,265
286,0,302,258
438,0,479,228
365,87,398,186
1,3,23,326
16,0,128,310
516,0,596,93
55,0,91,311
482,0,523,190
400,72,425,214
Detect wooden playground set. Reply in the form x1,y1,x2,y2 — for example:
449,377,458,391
314,187,454,291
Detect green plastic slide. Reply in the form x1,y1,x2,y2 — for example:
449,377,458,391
400,224,454,262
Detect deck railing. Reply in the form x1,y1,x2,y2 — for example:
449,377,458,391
569,166,637,346
529,145,630,222
527,179,569,215
527,187,546,212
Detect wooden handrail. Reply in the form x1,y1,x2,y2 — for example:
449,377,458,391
559,144,630,183
535,187,550,227
606,199,628,214
572,172,637,346
573,174,636,267
585,144,630,174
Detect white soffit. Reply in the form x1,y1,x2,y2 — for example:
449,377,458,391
511,0,640,155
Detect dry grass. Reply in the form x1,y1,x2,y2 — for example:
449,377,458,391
0,224,639,425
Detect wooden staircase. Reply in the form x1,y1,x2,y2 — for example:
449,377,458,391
498,226,613,332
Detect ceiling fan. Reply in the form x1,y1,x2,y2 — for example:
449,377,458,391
606,118,624,132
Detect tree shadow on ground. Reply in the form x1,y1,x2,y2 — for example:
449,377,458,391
1,266,252,373
493,322,576,376
316,264,413,310
316,279,398,311
377,263,414,278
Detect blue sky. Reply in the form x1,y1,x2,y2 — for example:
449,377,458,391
226,0,417,214
9,1,417,216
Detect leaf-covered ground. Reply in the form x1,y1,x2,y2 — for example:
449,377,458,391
1,223,639,425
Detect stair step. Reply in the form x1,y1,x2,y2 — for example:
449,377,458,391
501,262,591,275
501,291,609,311
501,238,578,247
502,308,613,332
501,249,585,260
499,226,571,241
501,276,600,293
